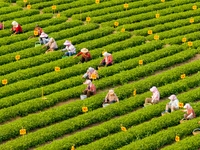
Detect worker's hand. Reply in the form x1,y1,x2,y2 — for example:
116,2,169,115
73,55,77,58
42,45,45,48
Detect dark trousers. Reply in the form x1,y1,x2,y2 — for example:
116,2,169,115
80,57,91,63
83,90,94,97
99,60,112,67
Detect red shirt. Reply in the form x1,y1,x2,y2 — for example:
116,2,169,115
101,55,113,64
12,24,23,33
77,52,91,59
86,84,96,94
187,108,196,118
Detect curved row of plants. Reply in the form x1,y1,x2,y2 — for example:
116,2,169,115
0,42,183,108
0,9,39,22
101,3,200,27
0,35,144,89
133,15,200,36
161,131,200,150
68,0,160,19
0,31,131,76
36,74,200,150
0,5,22,15
78,106,200,150
1,72,200,149
0,22,99,62
0,36,148,109
0,16,68,46
118,112,200,150
116,7,200,32
0,22,112,65
0,13,55,38
93,1,197,25
71,0,178,21
0,48,197,126
41,0,114,13
146,23,200,41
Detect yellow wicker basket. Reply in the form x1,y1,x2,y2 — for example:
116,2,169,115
192,128,200,136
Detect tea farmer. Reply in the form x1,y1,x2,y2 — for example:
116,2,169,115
74,48,91,63
61,40,76,56
103,89,119,107
39,32,49,44
182,103,196,120
144,86,160,106
43,37,58,54
82,67,99,80
98,51,113,69
164,94,179,113
11,21,23,35
83,80,96,97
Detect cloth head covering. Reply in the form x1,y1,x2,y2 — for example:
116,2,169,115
150,86,158,93
87,67,94,73
40,32,48,38
12,21,18,27
64,40,71,46
81,48,88,53
168,94,177,101
108,89,114,94
103,52,111,57
84,79,92,85
184,103,192,109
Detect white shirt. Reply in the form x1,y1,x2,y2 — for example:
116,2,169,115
62,45,76,53
169,99,179,109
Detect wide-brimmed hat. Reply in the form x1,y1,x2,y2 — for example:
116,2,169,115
168,94,177,101
108,89,114,94
12,21,18,27
84,79,91,85
103,51,111,57
150,86,157,92
40,32,48,38
64,40,71,46
184,103,192,109
81,48,89,53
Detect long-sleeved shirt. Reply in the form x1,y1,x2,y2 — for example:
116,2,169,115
77,52,91,59
169,99,179,109
101,55,113,65
45,38,58,50
152,91,160,102
12,24,23,33
184,108,196,118
105,93,119,102
86,83,96,93
62,45,76,53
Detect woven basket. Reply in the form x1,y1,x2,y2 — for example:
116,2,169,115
193,128,200,136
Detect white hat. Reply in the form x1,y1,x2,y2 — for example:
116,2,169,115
150,86,157,92
84,79,91,85
12,21,18,27
88,67,94,72
103,52,111,57
108,89,114,94
168,95,177,101
40,32,48,38
64,40,71,46
184,103,192,109
81,48,89,53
